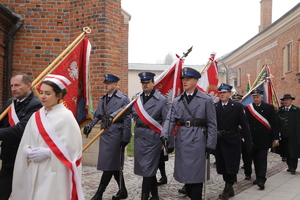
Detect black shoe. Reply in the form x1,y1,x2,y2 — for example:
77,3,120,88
253,179,258,185
178,185,186,195
157,176,167,186
141,193,149,200
149,197,159,200
91,184,106,200
112,189,128,199
258,182,265,190
245,175,251,180
287,168,291,172
290,169,296,174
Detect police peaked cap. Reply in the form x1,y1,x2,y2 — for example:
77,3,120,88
251,89,264,95
232,93,243,100
180,67,201,79
138,72,156,83
103,74,120,83
218,83,233,92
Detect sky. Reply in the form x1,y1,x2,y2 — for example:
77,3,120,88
122,0,299,65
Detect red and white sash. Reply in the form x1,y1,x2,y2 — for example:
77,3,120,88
134,97,162,134
35,108,84,200
8,103,20,126
247,104,271,130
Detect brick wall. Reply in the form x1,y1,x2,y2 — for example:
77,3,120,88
0,0,129,110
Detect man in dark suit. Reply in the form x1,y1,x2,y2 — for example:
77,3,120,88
245,89,279,190
215,84,252,200
0,73,42,200
276,94,300,174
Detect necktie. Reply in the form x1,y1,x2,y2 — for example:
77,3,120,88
15,100,20,107
285,107,289,111
107,96,111,103
187,95,192,104
222,104,226,109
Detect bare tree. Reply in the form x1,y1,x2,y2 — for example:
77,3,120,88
163,53,174,65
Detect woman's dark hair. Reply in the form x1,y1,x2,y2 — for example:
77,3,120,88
41,80,68,100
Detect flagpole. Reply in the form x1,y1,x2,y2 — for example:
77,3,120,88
242,79,266,100
0,27,91,121
200,52,216,75
82,95,139,152
251,65,266,89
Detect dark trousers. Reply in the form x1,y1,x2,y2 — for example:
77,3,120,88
252,149,268,183
100,170,125,189
185,183,203,200
281,138,298,170
158,150,166,178
0,166,13,200
241,140,252,176
142,176,157,196
222,173,237,184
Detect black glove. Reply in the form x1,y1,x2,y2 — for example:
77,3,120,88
120,141,129,152
205,147,214,159
167,147,174,154
217,131,222,139
246,144,252,152
106,116,113,127
83,124,92,138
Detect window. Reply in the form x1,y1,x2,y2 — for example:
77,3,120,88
256,58,261,77
283,42,293,74
237,68,241,87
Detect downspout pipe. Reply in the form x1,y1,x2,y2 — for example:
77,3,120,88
3,6,24,99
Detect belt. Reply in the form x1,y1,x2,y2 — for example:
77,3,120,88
218,130,238,136
102,118,123,124
179,121,206,128
135,122,150,129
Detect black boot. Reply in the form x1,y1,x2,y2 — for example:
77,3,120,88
149,183,159,200
218,183,234,200
112,189,128,200
141,193,149,200
91,184,106,200
157,176,167,186
178,184,187,195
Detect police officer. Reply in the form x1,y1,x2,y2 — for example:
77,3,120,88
162,67,217,200
215,85,252,200
132,72,169,200
244,89,279,190
0,73,42,200
84,74,131,200
232,94,252,181
276,94,300,174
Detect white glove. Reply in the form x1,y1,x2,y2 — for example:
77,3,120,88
27,147,51,162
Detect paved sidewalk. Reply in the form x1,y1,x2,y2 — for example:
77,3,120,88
82,152,288,200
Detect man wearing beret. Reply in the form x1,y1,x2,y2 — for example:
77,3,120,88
84,74,131,200
132,72,169,200
162,67,217,200
244,89,279,190
276,94,300,174
215,85,252,200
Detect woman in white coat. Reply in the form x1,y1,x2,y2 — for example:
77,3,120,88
12,74,84,200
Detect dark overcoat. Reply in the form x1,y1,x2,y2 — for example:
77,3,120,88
162,90,217,183
132,89,169,177
214,99,252,174
91,90,132,171
245,101,279,150
276,105,300,158
0,92,42,168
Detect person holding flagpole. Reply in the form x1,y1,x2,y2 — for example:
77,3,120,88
0,73,42,200
132,72,170,200
162,67,217,200
83,74,132,200
244,89,279,190
12,74,84,200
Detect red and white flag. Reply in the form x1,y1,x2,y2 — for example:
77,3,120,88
154,54,184,102
197,55,220,103
43,36,92,125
